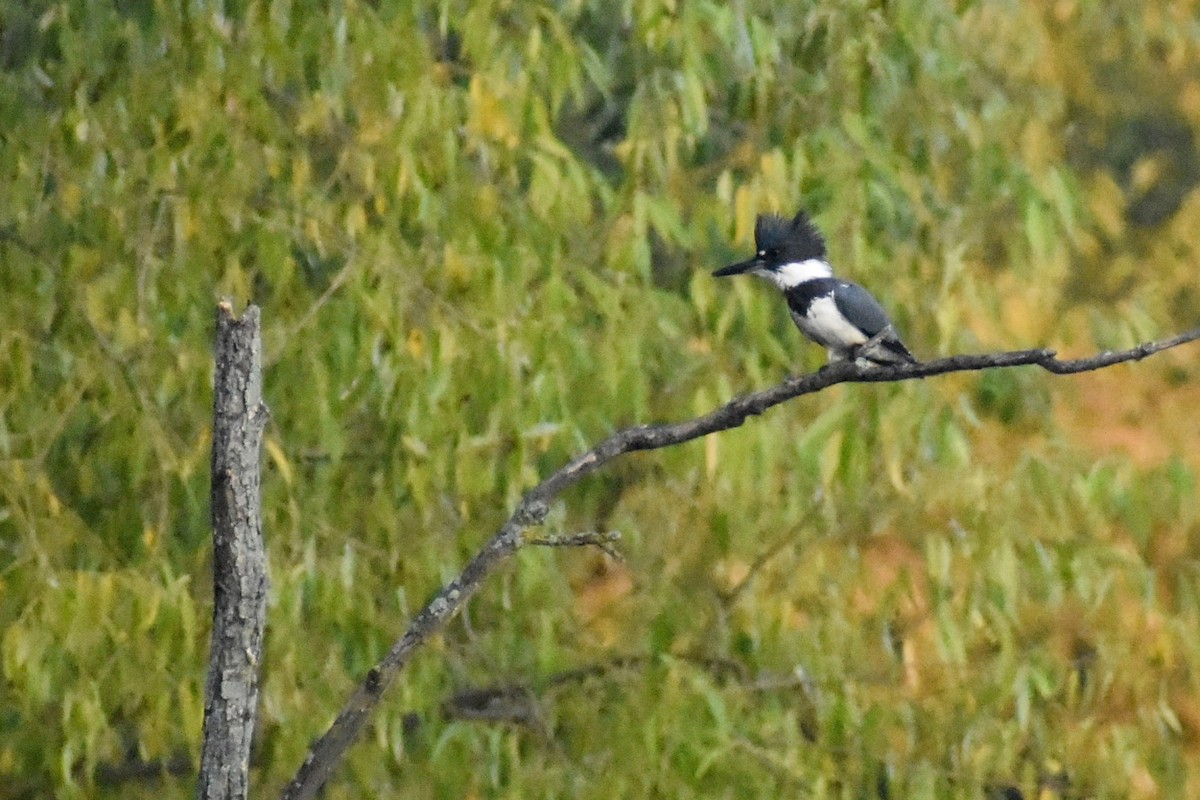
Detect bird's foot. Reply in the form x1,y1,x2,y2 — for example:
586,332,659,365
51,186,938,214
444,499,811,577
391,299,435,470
851,326,895,362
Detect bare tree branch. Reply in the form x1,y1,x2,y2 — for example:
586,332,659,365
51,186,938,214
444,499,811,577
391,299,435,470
281,326,1200,800
439,652,748,729
200,302,270,800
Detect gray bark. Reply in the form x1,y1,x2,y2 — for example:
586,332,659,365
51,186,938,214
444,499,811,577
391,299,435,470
199,302,269,800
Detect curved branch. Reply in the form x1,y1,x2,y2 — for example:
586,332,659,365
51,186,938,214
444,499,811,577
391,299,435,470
281,326,1200,800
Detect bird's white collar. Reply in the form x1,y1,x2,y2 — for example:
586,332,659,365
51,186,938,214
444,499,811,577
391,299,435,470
754,258,833,290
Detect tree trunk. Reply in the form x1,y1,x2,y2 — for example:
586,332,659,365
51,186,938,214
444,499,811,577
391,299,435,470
198,302,269,800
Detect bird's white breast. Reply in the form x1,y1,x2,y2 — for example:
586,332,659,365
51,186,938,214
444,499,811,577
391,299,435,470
795,295,868,348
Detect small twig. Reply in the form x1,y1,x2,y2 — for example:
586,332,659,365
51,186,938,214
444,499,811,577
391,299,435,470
266,254,358,370
527,530,623,561
717,500,820,606
545,652,749,686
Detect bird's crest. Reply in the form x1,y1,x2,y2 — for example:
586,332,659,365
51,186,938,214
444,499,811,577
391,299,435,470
754,210,826,261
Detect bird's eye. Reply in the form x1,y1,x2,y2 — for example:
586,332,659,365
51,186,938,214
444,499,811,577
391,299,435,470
757,250,766,258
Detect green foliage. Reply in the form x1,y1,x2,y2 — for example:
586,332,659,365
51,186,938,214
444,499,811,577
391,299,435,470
1,0,1199,797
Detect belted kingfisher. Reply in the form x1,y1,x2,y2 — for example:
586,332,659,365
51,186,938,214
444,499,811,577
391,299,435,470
713,210,917,366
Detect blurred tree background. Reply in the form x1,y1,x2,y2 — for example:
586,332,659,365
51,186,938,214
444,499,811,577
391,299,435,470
2,0,1199,797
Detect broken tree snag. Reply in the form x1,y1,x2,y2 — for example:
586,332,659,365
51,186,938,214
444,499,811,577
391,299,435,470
199,302,270,800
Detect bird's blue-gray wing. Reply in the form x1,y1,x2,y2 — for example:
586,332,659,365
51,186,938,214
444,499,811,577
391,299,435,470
831,281,893,337
833,280,917,362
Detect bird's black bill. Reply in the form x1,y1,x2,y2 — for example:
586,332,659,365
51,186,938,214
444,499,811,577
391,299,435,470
712,257,760,277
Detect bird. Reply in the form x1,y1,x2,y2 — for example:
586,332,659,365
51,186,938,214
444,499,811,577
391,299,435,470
713,210,917,366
